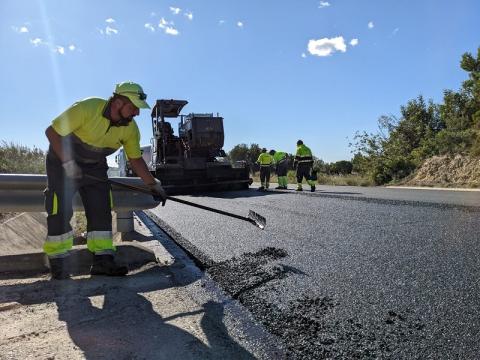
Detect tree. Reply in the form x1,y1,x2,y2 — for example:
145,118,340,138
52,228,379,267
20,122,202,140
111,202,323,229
228,143,249,162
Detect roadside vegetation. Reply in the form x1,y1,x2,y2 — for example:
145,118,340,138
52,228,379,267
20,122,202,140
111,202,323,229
0,141,46,174
350,46,480,185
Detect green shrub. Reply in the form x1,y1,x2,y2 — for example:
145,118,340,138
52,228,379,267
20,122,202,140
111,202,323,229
0,141,46,174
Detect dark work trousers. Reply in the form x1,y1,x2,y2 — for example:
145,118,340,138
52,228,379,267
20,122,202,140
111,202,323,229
260,165,271,187
44,153,112,243
296,162,313,183
276,160,288,177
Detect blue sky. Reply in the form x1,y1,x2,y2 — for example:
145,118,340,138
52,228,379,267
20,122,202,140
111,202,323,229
1,0,479,162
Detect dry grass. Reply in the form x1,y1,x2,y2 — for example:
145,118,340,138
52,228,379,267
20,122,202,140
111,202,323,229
251,170,374,187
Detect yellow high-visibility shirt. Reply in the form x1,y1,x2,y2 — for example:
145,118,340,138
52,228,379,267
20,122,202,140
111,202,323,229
52,97,141,162
257,153,273,165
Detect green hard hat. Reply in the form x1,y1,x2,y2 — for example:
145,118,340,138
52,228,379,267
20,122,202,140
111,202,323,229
114,81,150,109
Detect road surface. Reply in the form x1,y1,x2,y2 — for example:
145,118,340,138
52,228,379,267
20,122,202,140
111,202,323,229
148,185,480,359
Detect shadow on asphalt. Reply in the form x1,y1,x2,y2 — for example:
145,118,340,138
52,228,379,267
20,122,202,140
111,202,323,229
0,265,255,359
188,189,287,199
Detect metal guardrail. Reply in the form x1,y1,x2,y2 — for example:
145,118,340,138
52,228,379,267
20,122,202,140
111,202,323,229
0,174,160,232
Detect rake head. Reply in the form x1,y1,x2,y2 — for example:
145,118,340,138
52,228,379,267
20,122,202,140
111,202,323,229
248,210,266,230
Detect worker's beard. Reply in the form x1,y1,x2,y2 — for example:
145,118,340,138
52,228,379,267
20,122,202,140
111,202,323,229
112,104,134,126
114,116,133,127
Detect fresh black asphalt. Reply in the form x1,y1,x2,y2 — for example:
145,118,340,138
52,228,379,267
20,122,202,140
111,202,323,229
148,186,480,359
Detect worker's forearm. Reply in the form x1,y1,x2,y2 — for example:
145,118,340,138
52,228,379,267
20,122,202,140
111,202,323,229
45,126,71,163
129,158,156,185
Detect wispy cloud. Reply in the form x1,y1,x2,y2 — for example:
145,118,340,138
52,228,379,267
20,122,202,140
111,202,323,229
307,36,346,57
30,38,46,47
219,20,225,25
105,26,118,35
99,18,119,35
54,46,65,55
301,53,307,58
158,18,179,35
29,37,77,55
165,27,179,35
392,27,399,36
169,6,181,15
184,11,193,20
145,23,156,32
350,38,359,46
318,1,330,8
12,25,29,34
368,21,374,29
237,21,244,28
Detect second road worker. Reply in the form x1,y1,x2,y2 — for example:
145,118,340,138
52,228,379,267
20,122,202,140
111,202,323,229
44,81,167,280
270,149,288,189
294,140,316,192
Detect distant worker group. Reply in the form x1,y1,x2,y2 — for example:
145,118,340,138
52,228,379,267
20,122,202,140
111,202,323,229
256,139,316,192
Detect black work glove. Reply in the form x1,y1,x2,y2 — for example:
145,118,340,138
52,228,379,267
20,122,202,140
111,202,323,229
148,178,167,206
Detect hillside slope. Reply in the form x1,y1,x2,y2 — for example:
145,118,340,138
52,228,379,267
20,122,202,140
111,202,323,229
406,155,480,188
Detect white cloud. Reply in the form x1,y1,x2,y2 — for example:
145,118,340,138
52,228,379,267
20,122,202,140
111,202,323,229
158,18,169,29
30,38,48,47
145,23,156,32
12,25,29,33
106,18,115,23
165,27,179,35
307,36,346,57
318,1,330,8
237,21,244,28
184,12,193,20
368,21,374,29
158,18,179,35
151,12,157,17
219,20,225,25
350,38,359,46
68,44,76,51
301,53,307,58
105,26,118,35
55,46,65,55
169,6,181,15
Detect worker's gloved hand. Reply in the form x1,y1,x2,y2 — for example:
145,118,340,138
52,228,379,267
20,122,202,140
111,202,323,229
62,160,82,179
148,178,167,206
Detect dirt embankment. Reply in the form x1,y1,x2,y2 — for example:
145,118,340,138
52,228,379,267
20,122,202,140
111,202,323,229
0,213,47,254
406,155,480,188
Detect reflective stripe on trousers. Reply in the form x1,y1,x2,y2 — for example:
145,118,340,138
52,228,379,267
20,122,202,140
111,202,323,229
87,230,115,255
43,230,74,257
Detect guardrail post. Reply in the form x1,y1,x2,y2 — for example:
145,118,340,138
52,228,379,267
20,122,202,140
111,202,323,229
116,211,134,234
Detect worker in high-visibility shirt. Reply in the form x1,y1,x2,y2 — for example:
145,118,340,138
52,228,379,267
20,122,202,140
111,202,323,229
256,148,273,191
44,81,167,280
270,149,288,189
294,140,316,192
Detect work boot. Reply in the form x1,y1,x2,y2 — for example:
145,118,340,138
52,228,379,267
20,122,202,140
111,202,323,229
49,257,70,280
311,185,316,192
275,186,283,189
90,255,128,276
257,186,265,191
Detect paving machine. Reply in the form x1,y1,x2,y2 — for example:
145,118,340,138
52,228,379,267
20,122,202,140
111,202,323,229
119,99,251,193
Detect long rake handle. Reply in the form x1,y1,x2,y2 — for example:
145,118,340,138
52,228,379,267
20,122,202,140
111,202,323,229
85,174,256,225
166,196,255,224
